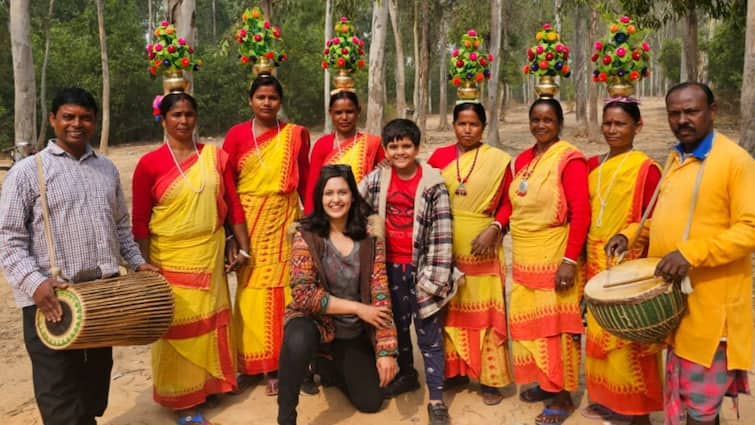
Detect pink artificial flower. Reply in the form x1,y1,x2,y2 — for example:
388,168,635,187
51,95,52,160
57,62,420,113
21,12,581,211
352,37,360,44
146,44,153,52
555,44,563,52
334,37,341,44
254,34,262,42
340,16,348,23
239,29,247,37
161,20,169,27
452,49,459,57
620,16,630,24
154,44,163,51
536,45,544,54
594,41,603,50
543,23,551,30
616,47,626,57
178,38,186,45
167,45,176,53
469,52,477,61
264,21,271,29
467,29,477,37
642,42,651,52
488,53,494,61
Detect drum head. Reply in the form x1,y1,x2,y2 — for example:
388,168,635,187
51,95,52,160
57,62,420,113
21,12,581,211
35,288,83,350
585,257,666,302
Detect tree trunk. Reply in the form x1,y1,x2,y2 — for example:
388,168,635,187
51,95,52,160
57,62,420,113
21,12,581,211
366,0,389,135
683,7,698,81
166,0,196,92
573,1,587,135
416,0,430,134
587,7,600,142
411,0,420,119
554,0,562,32
388,0,406,118
95,0,110,154
148,0,154,42
741,0,755,155
36,0,56,150
436,15,449,130
211,0,216,41
486,0,502,147
260,0,273,19
323,0,332,132
10,0,36,157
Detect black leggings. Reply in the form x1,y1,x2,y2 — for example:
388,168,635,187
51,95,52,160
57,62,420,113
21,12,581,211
277,317,384,424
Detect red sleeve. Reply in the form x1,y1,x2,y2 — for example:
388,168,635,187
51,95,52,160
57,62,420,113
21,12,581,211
222,160,246,225
586,155,601,172
374,143,385,163
297,127,311,201
131,155,157,240
642,162,662,215
304,135,331,215
562,158,591,260
426,144,456,169
222,123,243,180
495,166,513,225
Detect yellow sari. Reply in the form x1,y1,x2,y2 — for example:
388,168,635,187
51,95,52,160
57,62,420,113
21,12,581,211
234,123,304,374
150,145,236,409
508,141,584,393
441,143,512,388
585,151,663,415
324,133,382,183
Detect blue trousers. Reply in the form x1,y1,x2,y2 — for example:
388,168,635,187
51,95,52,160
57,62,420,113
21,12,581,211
386,262,445,400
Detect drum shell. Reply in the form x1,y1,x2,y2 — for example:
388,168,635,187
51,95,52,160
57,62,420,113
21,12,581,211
35,272,175,350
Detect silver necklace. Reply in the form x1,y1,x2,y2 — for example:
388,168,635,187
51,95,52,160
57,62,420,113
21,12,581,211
251,118,280,170
595,150,632,227
165,137,206,193
333,131,358,157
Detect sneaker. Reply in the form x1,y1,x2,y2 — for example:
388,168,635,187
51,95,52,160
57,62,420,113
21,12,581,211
383,368,420,398
300,372,319,395
427,402,450,425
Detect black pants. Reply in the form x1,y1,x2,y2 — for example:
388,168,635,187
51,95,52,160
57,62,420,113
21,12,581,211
277,317,384,425
23,305,113,425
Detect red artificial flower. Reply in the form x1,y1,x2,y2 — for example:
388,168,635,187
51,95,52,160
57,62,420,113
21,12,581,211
543,23,551,30
555,44,564,52
148,52,155,59
475,73,484,81
357,59,365,68
324,48,330,54
602,55,612,65
539,60,549,69
591,53,599,62
155,44,163,51
241,55,250,63
592,75,599,82
642,42,651,52
161,20,169,27
188,47,194,53
239,29,247,38
629,70,640,80
273,27,281,38
598,72,608,82
563,51,569,60
264,21,271,29
468,29,477,37
358,48,364,55
266,51,275,59
616,47,626,57
340,16,348,23
523,65,530,74
594,41,603,50
488,54,494,61
545,52,554,60
632,51,641,61
337,57,346,67
254,34,262,42
470,52,477,61
562,64,570,74
321,60,328,69
167,45,176,53
452,77,461,86
178,38,187,45
342,48,349,54
154,59,162,66
149,66,157,75
480,58,487,66
456,60,464,68
536,45,544,54
620,16,631,24
181,57,190,67
527,49,535,61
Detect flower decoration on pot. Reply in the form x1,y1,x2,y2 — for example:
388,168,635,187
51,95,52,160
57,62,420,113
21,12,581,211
591,15,651,97
448,29,493,102
522,23,571,98
147,20,201,94
235,6,287,76
322,16,366,94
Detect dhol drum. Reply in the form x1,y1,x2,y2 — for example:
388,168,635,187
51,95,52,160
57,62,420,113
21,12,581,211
35,272,175,350
584,257,686,344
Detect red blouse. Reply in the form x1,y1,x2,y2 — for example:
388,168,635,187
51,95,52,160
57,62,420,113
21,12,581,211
132,143,245,240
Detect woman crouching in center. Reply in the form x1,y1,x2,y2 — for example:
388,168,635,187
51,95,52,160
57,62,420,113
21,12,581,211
276,165,399,425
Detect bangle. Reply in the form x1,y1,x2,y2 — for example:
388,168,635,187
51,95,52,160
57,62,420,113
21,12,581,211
562,257,578,265
238,249,251,259
489,221,503,233
226,235,235,241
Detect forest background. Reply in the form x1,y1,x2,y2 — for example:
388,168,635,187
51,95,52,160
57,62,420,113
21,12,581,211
2,0,753,155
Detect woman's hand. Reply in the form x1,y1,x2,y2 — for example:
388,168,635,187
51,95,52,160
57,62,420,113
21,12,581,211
470,225,502,257
376,356,398,387
356,304,393,329
554,261,577,292
225,237,249,272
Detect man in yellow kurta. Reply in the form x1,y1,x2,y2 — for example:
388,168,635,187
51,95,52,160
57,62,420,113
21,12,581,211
606,82,755,425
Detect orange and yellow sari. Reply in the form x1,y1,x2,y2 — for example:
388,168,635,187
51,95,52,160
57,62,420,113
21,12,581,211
585,151,663,415
440,143,512,388
149,145,236,409
233,124,307,374
324,133,382,182
509,141,584,393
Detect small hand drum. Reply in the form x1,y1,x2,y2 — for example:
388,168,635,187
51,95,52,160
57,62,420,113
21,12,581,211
35,272,174,350
584,257,687,344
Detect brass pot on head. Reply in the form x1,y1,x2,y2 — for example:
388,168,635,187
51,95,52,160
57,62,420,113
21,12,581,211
253,56,276,77
534,75,559,99
162,70,189,94
331,69,356,95
456,80,480,102
606,77,635,97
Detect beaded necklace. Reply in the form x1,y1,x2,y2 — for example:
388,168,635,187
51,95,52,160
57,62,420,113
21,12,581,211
594,150,632,227
250,118,280,170
455,143,481,196
165,137,205,193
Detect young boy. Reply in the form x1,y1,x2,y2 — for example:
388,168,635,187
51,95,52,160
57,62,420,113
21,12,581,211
359,118,456,425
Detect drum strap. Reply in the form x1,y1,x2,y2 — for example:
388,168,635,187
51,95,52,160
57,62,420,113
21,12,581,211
34,153,61,281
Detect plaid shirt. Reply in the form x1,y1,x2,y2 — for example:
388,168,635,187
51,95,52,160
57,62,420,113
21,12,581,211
359,161,456,319
0,141,145,307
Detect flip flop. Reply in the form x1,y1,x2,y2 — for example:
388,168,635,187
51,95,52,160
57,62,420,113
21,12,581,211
481,389,504,406
519,385,556,403
535,407,575,425
177,413,219,425
265,377,279,396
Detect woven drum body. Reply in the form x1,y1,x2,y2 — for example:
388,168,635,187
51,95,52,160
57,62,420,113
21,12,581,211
35,272,175,350
584,258,686,344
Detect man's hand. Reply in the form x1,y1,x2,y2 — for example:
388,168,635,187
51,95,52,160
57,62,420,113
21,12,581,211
655,250,691,284
604,235,629,259
136,263,160,273
376,356,398,387
33,279,69,322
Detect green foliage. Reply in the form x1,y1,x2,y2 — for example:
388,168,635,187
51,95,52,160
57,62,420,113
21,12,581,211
658,39,681,84
148,21,201,74
523,24,571,78
616,0,739,29
234,6,287,67
590,16,650,85
705,0,745,108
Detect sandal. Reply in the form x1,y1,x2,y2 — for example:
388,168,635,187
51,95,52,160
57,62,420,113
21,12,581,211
265,377,279,396
229,373,260,396
519,385,556,403
177,413,216,425
535,406,575,425
481,386,503,406
581,403,633,421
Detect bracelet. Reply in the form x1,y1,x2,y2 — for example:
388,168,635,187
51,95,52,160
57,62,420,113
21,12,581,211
226,235,235,241
238,249,251,259
562,257,578,265
489,221,503,233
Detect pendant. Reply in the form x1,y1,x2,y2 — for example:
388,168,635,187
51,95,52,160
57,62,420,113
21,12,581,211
455,183,467,196
517,179,528,195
